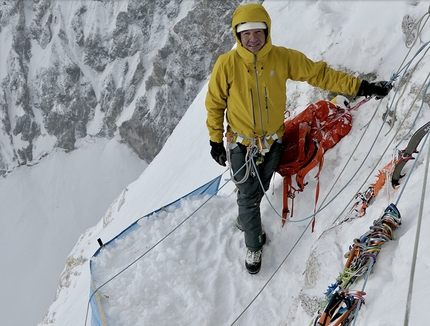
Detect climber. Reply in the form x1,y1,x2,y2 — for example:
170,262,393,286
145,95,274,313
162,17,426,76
205,3,392,274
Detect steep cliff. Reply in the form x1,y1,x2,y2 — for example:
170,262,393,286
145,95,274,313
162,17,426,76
0,0,250,175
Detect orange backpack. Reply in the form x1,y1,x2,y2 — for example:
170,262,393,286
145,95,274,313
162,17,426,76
275,99,353,230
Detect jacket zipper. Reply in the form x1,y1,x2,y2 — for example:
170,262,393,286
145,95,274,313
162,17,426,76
253,54,266,136
264,87,269,123
249,88,256,129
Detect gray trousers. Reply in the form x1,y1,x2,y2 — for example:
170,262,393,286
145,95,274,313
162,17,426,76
229,140,283,251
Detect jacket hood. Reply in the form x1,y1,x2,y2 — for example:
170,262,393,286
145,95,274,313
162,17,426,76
231,4,272,60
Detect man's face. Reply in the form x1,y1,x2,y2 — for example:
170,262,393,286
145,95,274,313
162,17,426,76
240,29,266,53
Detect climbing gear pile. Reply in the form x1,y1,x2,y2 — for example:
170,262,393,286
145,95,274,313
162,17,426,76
313,203,402,326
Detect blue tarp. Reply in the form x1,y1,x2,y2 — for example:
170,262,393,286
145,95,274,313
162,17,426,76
89,175,222,326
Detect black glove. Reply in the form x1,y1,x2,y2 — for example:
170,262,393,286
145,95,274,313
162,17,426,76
210,141,227,166
357,80,393,99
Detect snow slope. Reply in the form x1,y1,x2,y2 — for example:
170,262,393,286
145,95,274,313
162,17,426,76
36,1,430,325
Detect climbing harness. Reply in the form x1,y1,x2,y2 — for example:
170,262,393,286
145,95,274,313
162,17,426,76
225,130,277,185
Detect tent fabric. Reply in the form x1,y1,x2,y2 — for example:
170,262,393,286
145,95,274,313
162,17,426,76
89,175,222,326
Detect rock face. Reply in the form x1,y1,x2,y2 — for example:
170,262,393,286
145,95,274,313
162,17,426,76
0,0,251,175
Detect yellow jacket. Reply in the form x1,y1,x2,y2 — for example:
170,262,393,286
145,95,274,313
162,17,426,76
205,4,361,145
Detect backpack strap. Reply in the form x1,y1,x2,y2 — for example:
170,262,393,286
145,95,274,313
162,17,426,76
297,121,311,162
282,176,291,226
296,142,324,190
296,143,325,232
281,175,302,226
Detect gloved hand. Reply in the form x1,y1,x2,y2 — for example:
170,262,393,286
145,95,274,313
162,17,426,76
210,141,227,166
357,80,393,99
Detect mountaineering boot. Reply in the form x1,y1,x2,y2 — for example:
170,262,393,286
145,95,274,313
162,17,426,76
245,231,266,274
245,248,263,274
